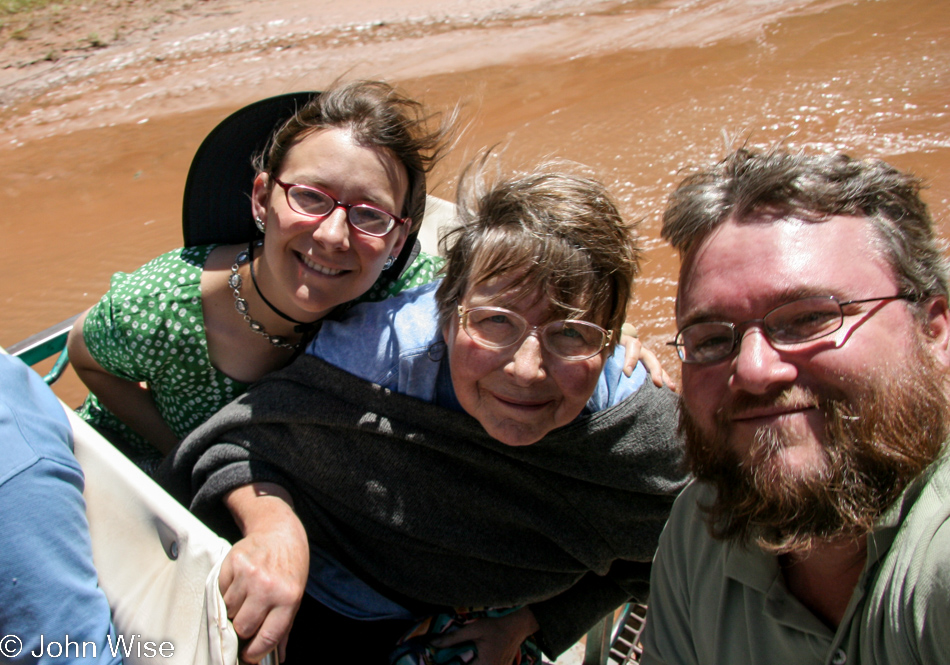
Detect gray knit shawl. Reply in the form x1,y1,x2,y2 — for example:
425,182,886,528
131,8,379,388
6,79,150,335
162,354,686,657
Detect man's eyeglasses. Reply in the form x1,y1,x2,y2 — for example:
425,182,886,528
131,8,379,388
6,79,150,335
458,305,613,361
273,177,407,237
669,294,915,365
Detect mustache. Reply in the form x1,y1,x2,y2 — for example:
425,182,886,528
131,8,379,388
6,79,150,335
715,384,823,423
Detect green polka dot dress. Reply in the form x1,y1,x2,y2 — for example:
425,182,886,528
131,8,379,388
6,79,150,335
76,245,445,460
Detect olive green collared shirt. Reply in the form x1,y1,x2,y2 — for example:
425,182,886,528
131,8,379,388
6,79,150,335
641,451,950,665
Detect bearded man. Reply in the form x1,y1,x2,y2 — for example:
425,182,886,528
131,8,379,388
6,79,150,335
640,148,950,665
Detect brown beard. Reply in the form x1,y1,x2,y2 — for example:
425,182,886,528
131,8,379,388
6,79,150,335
681,337,950,554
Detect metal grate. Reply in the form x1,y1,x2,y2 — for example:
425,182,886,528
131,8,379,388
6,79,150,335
607,603,648,664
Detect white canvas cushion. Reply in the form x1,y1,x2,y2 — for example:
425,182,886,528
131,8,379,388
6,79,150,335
64,406,238,665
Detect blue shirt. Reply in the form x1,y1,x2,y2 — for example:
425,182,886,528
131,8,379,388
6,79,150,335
303,281,648,619
0,354,122,664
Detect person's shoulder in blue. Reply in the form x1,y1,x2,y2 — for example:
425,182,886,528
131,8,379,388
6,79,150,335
0,353,122,665
308,280,647,413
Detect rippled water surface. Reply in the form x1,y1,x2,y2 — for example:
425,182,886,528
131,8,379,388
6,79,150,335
3,0,948,405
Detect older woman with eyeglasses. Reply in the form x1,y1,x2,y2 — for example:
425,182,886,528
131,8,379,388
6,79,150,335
163,160,687,665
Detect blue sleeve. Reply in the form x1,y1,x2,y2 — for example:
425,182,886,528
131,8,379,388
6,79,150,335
307,302,402,386
586,345,648,413
0,355,122,665
307,282,443,398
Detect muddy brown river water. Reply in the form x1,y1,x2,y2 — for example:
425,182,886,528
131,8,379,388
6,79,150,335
3,0,949,406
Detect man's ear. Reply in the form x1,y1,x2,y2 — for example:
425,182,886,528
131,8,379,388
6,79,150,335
923,295,950,368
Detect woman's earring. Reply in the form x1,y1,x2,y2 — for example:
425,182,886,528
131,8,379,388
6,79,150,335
383,255,396,270
254,216,266,233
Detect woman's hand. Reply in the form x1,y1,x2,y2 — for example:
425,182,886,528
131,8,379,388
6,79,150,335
67,309,180,454
619,324,676,390
430,608,540,665
222,483,309,663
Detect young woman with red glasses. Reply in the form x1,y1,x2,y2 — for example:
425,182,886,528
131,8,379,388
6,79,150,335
67,80,452,469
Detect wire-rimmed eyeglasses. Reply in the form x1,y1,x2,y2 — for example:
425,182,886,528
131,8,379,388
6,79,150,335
273,177,407,237
668,294,915,365
458,305,613,361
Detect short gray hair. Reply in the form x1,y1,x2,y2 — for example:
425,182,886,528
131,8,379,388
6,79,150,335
435,159,641,341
